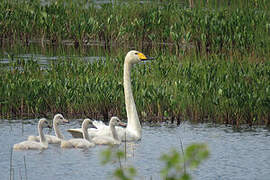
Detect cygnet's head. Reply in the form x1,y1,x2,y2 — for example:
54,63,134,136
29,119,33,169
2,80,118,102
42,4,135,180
53,114,69,124
39,118,51,128
82,118,92,128
110,116,126,127
125,50,152,65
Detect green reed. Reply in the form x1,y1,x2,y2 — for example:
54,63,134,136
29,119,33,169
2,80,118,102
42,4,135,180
0,52,269,126
1,0,270,57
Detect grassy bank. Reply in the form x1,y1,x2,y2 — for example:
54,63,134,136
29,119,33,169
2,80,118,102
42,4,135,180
1,0,270,57
0,54,269,126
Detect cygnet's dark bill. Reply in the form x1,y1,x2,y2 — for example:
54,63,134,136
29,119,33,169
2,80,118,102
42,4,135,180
118,121,127,127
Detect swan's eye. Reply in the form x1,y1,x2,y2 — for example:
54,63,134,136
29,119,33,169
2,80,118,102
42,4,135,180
135,52,138,55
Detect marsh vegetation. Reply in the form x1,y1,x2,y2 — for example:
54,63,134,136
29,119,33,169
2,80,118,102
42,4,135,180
0,0,270,127
1,54,269,126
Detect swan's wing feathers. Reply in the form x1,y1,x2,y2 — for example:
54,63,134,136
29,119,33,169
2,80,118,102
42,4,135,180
88,125,126,140
67,128,82,133
92,120,106,129
67,127,111,138
92,136,110,144
75,139,95,148
67,123,134,141
45,135,61,144
13,141,43,150
27,135,39,142
63,139,94,148
67,128,83,138
27,142,44,150
68,139,82,146
92,136,118,145
61,140,73,148
88,126,111,137
28,135,61,144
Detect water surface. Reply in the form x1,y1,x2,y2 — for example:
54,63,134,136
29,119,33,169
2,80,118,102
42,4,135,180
0,42,107,66
1,119,270,180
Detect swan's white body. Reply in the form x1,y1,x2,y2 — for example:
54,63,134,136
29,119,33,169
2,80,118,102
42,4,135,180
28,114,68,144
13,119,50,150
92,117,123,145
68,50,150,141
61,119,95,149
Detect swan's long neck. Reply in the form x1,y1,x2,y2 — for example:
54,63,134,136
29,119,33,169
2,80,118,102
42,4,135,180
124,59,141,137
38,122,47,144
53,121,64,139
82,123,90,141
110,123,119,141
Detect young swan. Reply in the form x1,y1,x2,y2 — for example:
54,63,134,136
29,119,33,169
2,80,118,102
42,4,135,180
13,118,50,150
92,117,124,145
61,119,95,149
28,114,68,144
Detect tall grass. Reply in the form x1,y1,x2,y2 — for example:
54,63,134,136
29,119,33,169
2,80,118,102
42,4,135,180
0,53,269,126
1,0,270,57
1,0,269,126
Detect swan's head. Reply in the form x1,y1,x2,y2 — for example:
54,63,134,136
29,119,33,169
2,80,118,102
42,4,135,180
39,118,51,128
125,50,152,65
110,116,126,127
53,113,69,124
82,118,92,129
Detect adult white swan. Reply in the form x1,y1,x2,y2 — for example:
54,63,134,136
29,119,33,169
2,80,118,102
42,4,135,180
67,50,152,141
13,118,51,150
61,119,95,149
92,117,125,145
28,114,68,144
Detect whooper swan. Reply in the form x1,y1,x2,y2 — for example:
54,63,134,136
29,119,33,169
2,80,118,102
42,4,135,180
13,118,51,150
67,50,153,141
28,114,68,144
61,119,95,149
92,117,125,145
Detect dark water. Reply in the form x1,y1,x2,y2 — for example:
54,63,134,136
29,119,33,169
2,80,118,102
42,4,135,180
0,42,107,66
1,119,270,180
